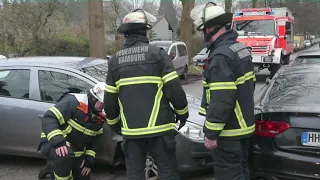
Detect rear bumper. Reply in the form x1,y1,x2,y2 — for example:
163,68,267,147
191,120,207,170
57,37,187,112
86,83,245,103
175,133,212,174
250,147,320,180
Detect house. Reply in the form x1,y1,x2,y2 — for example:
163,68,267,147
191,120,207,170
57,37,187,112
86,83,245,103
151,16,176,41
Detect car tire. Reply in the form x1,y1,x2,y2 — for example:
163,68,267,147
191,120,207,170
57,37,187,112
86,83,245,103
180,66,188,79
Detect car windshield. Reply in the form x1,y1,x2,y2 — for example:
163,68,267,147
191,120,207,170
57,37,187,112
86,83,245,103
292,56,320,64
267,72,320,105
233,20,275,36
150,42,171,52
79,63,108,82
199,48,208,55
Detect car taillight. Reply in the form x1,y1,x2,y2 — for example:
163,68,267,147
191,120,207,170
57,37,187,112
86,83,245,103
255,120,290,137
202,58,208,70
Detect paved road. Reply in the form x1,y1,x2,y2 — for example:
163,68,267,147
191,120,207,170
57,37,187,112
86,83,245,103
0,45,318,180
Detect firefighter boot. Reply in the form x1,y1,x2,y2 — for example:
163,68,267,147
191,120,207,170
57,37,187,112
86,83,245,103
38,163,53,179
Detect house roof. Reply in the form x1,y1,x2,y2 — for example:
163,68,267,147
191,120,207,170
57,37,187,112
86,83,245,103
151,15,177,31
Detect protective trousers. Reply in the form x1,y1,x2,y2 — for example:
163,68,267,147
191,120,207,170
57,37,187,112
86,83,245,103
122,131,180,180
212,138,250,180
39,142,91,180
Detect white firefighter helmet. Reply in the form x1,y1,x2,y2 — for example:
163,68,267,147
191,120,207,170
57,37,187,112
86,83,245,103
90,82,106,103
117,9,157,34
190,2,233,31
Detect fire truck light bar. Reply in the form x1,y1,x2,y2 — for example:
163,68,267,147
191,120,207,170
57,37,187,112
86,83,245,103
235,11,274,16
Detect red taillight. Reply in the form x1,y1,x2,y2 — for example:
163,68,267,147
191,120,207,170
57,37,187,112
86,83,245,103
255,120,290,137
202,58,208,70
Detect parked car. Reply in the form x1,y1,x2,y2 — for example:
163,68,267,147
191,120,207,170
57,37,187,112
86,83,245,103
0,55,6,59
304,40,311,47
252,63,320,180
0,56,211,178
192,48,209,66
149,40,189,79
290,50,320,65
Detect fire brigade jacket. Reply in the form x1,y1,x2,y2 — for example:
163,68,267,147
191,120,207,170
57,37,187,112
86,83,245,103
39,93,104,165
199,31,256,140
104,35,189,139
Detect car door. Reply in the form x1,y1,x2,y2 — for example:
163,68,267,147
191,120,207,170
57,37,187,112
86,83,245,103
176,44,188,74
168,45,179,70
0,67,41,155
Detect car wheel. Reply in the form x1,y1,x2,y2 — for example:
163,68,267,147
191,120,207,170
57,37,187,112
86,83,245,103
145,156,158,180
180,66,188,79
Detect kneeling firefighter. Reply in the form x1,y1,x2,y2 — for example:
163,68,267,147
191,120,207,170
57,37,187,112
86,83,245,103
191,2,256,180
37,82,107,180
104,9,189,180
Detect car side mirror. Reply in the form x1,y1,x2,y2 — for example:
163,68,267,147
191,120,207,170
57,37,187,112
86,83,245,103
285,30,291,35
265,77,271,85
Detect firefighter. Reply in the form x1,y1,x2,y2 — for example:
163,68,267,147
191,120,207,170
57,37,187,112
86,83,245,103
104,9,189,180
37,82,107,180
191,2,256,180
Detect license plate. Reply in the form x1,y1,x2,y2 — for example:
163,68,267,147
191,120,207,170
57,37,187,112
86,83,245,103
301,132,320,147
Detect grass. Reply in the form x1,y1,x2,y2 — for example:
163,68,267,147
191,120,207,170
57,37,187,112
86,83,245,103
188,64,202,76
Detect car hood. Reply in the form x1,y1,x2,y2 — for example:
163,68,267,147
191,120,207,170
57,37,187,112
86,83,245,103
193,54,208,60
186,94,205,126
256,103,320,114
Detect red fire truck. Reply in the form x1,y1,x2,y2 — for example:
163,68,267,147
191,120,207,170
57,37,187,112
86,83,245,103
232,7,294,77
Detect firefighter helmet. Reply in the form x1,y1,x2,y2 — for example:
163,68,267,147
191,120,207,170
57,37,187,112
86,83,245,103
90,82,106,103
117,9,157,34
190,2,233,31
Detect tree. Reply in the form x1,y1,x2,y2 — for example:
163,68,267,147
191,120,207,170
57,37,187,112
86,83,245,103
252,0,258,7
179,0,195,64
88,0,105,58
225,0,232,13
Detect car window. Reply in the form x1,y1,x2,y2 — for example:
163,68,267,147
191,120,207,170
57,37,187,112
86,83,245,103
177,45,187,57
38,70,92,103
266,72,320,104
169,46,177,59
293,56,320,64
80,63,108,82
0,69,30,99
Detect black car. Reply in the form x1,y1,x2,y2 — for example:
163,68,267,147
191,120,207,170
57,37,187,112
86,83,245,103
291,50,320,65
251,64,320,180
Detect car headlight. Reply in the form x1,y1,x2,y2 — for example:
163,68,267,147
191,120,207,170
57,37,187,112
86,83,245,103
175,121,205,141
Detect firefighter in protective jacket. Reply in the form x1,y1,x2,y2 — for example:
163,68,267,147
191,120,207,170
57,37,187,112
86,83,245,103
191,2,256,180
38,82,107,180
104,9,189,180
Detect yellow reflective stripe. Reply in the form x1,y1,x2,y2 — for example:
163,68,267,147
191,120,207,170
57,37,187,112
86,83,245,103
54,170,72,180
175,105,188,115
202,80,209,87
198,107,206,115
105,84,118,93
118,99,128,129
162,71,179,84
234,100,247,129
205,121,225,131
209,82,237,90
220,124,255,137
85,150,96,158
49,107,65,125
206,89,210,104
41,132,46,138
97,127,103,135
107,116,120,125
148,83,164,127
62,125,72,137
115,76,162,88
122,123,175,136
235,71,256,85
47,129,63,141
67,119,102,136
74,151,84,157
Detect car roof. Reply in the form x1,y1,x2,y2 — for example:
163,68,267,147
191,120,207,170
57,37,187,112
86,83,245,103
297,50,320,57
150,40,186,46
280,63,320,75
0,56,107,69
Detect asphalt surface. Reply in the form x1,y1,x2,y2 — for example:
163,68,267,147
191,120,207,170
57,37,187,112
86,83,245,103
0,45,318,180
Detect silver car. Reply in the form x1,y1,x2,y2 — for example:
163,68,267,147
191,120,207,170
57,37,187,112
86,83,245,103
192,48,209,66
0,56,211,178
